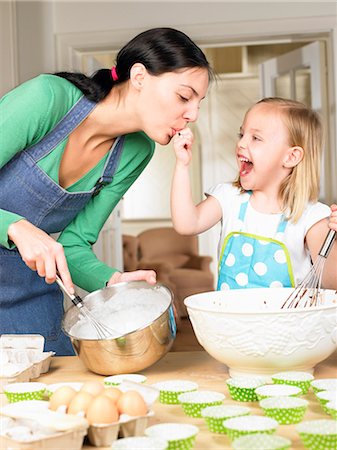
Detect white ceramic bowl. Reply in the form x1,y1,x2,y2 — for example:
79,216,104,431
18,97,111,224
184,288,337,377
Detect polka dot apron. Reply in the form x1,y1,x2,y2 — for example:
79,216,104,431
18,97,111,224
217,196,295,290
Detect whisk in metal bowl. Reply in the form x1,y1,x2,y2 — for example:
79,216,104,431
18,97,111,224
56,275,118,339
282,229,336,309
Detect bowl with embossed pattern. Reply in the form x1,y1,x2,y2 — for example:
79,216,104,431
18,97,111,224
184,288,337,377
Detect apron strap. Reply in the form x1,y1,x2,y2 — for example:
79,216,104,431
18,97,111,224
26,96,98,162
238,191,288,234
238,199,249,223
92,135,125,196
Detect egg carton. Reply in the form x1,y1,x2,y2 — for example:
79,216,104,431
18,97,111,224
0,402,88,449
88,410,154,447
0,430,86,450
87,380,159,447
0,365,33,394
0,334,54,392
0,427,86,450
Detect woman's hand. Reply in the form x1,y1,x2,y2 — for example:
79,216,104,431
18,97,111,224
7,219,74,294
329,204,337,232
107,269,157,286
173,128,194,166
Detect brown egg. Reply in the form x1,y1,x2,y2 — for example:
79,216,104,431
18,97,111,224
103,387,122,403
80,380,104,397
86,395,119,424
117,390,148,416
68,391,94,415
49,386,77,411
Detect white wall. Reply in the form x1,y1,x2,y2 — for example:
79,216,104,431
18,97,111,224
2,1,336,86
52,1,336,34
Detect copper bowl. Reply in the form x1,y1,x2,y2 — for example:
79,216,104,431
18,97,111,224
62,281,176,375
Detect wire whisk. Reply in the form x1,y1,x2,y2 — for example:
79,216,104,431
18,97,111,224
281,229,336,309
56,275,118,339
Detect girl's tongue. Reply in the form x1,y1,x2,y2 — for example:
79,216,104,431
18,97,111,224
240,160,253,176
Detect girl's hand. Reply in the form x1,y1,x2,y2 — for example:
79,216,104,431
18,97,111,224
329,204,337,232
7,219,74,294
173,128,194,166
107,269,157,286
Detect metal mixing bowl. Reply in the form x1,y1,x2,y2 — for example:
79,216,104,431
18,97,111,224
62,281,176,375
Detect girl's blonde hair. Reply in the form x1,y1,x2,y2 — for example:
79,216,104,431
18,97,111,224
233,97,323,223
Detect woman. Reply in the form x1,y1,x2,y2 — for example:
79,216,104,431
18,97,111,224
0,27,211,354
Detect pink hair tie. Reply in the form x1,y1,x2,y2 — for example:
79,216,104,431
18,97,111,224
111,66,118,81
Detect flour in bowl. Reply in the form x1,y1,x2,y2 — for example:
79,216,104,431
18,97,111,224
69,288,170,339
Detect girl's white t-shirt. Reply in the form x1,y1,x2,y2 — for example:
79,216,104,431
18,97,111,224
206,183,331,285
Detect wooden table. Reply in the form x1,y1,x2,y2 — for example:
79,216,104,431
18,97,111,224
4,350,337,449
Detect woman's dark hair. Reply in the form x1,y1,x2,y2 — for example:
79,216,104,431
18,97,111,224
55,27,211,102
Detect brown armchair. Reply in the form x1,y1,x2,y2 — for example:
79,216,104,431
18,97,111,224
134,227,214,318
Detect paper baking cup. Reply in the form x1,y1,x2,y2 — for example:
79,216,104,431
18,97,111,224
271,371,314,394
259,396,308,424
4,382,46,403
222,415,278,441
311,379,337,394
152,380,198,404
145,423,199,450
255,384,301,400
325,400,337,419
226,377,268,402
104,374,147,386
232,433,291,450
112,436,168,450
201,405,251,434
316,390,336,406
297,419,337,450
177,390,225,418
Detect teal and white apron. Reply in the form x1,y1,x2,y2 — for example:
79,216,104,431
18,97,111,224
217,196,295,290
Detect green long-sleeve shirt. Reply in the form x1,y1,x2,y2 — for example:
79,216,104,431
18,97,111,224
0,74,155,291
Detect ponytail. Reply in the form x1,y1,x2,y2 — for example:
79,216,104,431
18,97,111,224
54,69,115,102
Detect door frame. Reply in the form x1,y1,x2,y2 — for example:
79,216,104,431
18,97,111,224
259,41,333,204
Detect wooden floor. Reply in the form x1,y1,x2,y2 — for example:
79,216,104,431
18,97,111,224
170,317,203,352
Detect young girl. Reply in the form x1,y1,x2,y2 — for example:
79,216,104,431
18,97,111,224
0,27,211,354
171,97,337,291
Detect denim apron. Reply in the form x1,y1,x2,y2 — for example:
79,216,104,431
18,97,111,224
217,195,295,291
0,96,125,355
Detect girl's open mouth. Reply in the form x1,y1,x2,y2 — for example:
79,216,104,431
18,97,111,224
239,156,253,176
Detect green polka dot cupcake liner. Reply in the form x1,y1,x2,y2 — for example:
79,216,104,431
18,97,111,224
232,433,291,450
104,373,147,386
296,419,337,450
255,384,302,401
311,378,337,394
259,396,308,424
222,415,278,442
316,390,336,406
177,390,225,418
226,377,268,402
152,380,198,405
201,405,251,434
4,382,46,403
325,400,337,419
145,423,199,450
112,436,168,449
271,371,314,394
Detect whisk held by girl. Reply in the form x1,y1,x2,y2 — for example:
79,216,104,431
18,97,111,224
171,97,337,291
